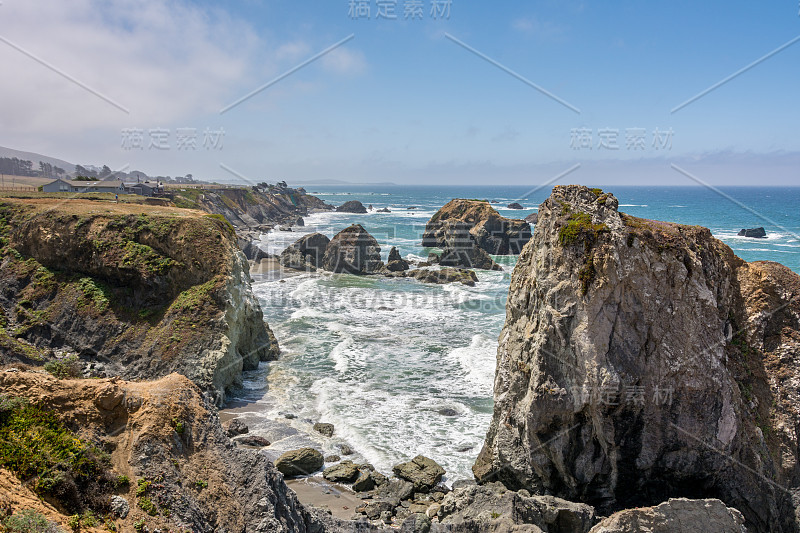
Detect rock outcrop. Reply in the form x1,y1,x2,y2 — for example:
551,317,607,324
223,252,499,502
507,203,523,210
738,227,767,238
0,370,320,533
393,456,445,492
337,200,368,214
474,185,800,533
588,498,748,533
433,222,502,271
438,483,595,533
176,185,333,236
386,246,410,272
0,200,278,402
280,232,331,271
422,199,531,255
323,224,384,274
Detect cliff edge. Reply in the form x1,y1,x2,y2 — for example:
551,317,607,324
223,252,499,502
0,199,278,401
473,185,800,533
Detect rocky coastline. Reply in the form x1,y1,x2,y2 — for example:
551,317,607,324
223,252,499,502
2,186,799,532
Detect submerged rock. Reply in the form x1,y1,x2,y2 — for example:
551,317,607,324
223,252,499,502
392,455,445,493
275,448,324,478
474,184,800,533
313,422,335,437
336,200,368,214
322,224,384,274
405,268,478,287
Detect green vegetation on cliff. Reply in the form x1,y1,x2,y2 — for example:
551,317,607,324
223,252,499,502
0,394,116,514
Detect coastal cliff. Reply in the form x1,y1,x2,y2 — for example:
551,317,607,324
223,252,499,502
473,185,800,532
0,199,278,401
0,370,319,532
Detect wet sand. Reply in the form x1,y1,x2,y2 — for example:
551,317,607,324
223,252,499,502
286,477,365,520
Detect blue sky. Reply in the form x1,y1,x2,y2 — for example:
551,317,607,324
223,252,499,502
0,0,798,185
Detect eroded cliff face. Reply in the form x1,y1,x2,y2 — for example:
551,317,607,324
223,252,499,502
0,370,318,533
0,199,278,401
473,185,800,533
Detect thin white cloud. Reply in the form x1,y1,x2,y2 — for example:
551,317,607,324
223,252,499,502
512,16,565,40
321,47,367,75
276,41,313,62
0,0,261,133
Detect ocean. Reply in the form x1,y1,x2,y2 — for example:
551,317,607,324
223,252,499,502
223,185,800,484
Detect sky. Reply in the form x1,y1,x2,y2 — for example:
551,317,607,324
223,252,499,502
0,0,798,186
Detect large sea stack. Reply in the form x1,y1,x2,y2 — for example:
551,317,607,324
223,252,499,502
322,224,384,274
473,185,800,533
422,199,532,255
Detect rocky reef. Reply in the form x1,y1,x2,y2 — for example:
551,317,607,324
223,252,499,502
422,199,532,256
473,185,800,532
280,224,483,286
0,199,278,402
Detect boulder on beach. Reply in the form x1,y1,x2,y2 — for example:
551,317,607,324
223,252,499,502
738,227,767,238
392,455,445,493
322,460,360,483
279,232,330,271
223,418,249,437
336,200,368,214
507,202,523,209
274,448,324,477
236,435,270,447
588,498,748,533
322,224,384,274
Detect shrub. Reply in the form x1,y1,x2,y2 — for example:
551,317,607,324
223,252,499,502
43,355,82,379
0,396,113,513
2,509,64,533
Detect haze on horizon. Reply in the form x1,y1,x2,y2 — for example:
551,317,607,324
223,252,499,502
0,0,798,187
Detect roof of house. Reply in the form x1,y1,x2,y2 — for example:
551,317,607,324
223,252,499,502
72,181,124,188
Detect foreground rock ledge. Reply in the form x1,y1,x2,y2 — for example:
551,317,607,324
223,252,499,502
473,185,800,533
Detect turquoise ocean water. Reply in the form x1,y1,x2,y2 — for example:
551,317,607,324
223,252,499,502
226,186,800,483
